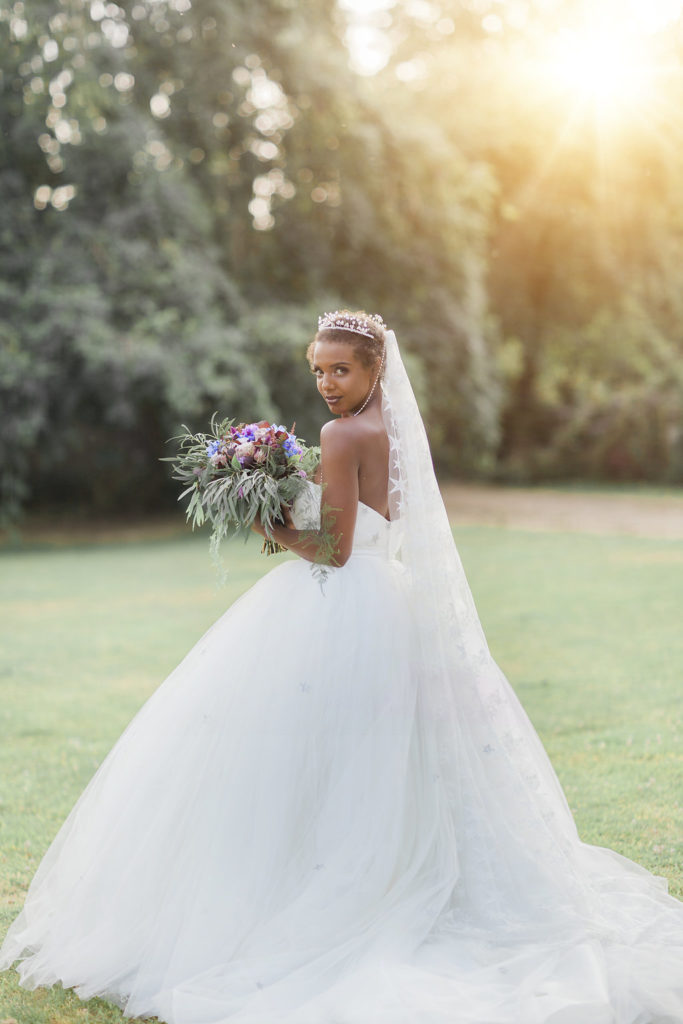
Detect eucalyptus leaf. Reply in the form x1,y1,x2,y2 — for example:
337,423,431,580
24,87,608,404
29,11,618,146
166,417,324,571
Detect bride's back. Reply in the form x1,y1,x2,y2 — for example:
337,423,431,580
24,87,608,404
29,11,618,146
316,409,390,521
355,413,390,519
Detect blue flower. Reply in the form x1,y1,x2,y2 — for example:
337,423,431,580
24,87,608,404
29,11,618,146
283,437,302,457
206,440,220,456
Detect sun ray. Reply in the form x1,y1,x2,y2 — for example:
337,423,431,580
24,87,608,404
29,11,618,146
505,4,683,234
543,19,655,116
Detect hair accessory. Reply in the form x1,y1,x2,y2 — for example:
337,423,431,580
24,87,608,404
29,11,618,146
318,311,386,339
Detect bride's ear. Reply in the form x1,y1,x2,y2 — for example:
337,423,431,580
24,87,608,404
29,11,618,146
373,347,386,381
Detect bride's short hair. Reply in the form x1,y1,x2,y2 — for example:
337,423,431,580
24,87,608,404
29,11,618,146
307,309,386,372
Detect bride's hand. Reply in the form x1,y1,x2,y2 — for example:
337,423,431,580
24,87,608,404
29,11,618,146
250,512,266,536
251,509,292,535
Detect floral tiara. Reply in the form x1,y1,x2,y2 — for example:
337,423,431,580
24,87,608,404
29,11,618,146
317,311,386,339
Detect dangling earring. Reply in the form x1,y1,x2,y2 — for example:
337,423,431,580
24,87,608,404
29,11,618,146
352,345,386,417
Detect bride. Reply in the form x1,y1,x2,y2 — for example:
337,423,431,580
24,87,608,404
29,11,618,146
2,310,682,1024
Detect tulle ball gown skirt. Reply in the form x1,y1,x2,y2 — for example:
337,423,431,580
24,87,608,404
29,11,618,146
2,503,683,1023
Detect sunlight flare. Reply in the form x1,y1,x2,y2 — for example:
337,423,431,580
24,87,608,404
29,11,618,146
545,21,654,112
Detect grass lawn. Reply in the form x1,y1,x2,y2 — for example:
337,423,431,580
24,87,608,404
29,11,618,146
0,523,681,1022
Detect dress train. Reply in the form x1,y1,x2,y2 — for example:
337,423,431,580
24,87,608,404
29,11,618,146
1,491,682,1023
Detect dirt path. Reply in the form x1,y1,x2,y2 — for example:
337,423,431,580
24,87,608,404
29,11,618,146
2,486,683,548
440,483,683,539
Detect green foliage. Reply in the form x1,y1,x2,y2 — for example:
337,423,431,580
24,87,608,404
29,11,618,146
3,0,683,523
0,0,495,522
365,1,683,483
235,304,331,446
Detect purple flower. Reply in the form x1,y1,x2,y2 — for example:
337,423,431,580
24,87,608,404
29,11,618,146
283,436,302,457
238,486,244,498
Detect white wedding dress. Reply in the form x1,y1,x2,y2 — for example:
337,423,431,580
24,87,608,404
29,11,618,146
2,330,683,1023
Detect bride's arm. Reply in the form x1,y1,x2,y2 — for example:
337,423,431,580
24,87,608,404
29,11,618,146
251,421,359,566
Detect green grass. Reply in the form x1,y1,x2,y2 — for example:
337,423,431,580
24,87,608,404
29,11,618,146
1,525,682,1022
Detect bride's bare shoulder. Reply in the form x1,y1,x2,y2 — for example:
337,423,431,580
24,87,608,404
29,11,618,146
320,416,361,447
321,415,386,443
320,417,387,464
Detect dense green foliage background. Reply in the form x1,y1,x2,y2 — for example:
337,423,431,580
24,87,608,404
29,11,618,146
2,0,683,521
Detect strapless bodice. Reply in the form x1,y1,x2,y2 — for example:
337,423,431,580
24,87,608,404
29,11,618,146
290,481,401,561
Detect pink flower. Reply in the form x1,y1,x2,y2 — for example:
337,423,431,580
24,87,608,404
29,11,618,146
254,448,268,464
235,441,255,457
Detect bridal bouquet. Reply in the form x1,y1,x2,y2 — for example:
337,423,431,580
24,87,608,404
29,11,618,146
164,415,320,558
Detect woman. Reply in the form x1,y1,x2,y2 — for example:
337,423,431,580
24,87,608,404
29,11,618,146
2,310,683,1023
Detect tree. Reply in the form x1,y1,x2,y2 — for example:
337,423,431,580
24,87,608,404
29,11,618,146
2,0,496,521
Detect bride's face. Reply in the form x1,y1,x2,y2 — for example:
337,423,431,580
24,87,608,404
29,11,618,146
311,340,377,417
